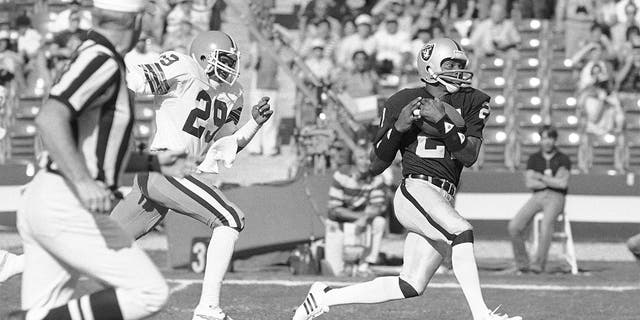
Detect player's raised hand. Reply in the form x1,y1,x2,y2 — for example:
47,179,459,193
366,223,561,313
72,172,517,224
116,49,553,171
419,97,446,123
157,149,199,178
73,179,114,214
393,97,423,132
251,96,274,125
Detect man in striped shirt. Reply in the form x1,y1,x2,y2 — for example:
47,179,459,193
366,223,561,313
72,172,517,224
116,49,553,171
5,1,197,319
324,147,388,276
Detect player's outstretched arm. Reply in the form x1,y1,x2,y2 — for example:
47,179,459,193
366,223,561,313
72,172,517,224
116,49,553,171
231,96,273,151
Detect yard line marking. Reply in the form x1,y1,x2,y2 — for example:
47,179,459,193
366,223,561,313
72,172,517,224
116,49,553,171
169,281,192,295
166,279,640,292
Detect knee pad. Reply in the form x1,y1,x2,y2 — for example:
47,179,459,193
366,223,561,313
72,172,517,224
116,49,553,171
451,229,474,247
398,277,420,298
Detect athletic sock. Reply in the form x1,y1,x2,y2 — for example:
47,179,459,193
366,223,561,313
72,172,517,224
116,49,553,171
196,226,239,311
451,242,489,320
33,288,124,320
323,276,406,306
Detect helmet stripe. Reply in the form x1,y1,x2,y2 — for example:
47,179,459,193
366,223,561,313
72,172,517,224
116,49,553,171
226,33,237,50
450,38,462,51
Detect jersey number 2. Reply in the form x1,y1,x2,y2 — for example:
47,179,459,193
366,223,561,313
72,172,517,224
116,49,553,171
182,90,228,142
416,135,445,158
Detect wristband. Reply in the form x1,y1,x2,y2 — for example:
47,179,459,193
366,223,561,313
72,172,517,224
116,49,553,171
374,126,404,162
441,124,468,152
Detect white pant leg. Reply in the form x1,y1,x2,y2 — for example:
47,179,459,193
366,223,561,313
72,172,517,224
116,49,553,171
19,172,168,319
323,220,344,276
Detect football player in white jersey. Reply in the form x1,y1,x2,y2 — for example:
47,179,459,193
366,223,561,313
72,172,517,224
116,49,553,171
110,30,273,320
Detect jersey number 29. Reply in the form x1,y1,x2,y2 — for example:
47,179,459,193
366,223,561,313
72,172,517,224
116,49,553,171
182,90,228,142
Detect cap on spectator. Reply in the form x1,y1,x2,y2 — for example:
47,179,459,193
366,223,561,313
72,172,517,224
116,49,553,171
94,0,147,12
311,39,326,49
355,14,373,26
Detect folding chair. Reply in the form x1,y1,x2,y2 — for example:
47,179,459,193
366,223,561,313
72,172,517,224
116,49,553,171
531,211,578,274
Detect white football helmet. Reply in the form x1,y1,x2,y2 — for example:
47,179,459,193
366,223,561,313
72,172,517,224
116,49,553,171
417,38,473,93
189,31,240,85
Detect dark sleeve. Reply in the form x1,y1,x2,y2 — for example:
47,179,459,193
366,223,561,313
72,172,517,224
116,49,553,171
372,89,412,144
526,154,536,171
560,154,572,170
463,90,491,139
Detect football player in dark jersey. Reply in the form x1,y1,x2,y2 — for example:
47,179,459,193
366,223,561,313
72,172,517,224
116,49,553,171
293,38,522,320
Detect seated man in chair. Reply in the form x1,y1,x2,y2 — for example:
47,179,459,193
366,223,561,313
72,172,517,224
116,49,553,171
324,146,388,276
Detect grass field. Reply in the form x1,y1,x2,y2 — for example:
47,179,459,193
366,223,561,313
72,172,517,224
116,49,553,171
1,250,639,320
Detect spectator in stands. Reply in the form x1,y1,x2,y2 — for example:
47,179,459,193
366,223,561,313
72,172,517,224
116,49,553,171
163,20,196,53
15,15,42,59
469,2,520,57
166,0,192,34
508,125,571,274
125,33,161,67
617,27,640,91
324,147,387,276
305,39,334,82
50,12,88,59
334,14,375,69
245,35,281,157
299,19,339,59
142,0,172,42
615,0,640,26
617,25,640,65
597,0,618,27
0,30,24,93
519,0,554,19
336,50,379,97
0,84,9,164
299,0,341,39
342,19,357,38
555,0,597,57
191,0,217,31
371,16,411,75
336,0,373,24
611,2,639,52
440,0,477,20
51,0,92,33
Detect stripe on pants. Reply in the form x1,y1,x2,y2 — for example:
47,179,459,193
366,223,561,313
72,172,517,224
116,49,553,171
164,176,239,229
399,180,456,241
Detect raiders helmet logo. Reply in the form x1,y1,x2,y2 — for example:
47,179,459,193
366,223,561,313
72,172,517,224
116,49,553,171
420,43,434,61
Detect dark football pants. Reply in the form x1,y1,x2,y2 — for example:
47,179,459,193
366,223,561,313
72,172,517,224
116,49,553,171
111,172,245,240
508,189,565,270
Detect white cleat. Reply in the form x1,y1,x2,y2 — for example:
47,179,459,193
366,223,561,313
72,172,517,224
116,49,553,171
192,305,234,320
292,282,330,320
481,306,523,320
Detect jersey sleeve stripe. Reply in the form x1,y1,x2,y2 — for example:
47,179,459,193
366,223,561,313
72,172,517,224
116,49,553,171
141,64,163,94
151,62,170,93
53,53,111,102
226,108,241,124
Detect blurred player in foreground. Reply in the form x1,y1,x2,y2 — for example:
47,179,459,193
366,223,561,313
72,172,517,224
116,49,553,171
7,1,198,319
110,30,273,320
293,38,522,320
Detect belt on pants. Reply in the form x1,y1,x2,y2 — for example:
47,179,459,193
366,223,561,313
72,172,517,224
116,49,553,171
404,174,457,197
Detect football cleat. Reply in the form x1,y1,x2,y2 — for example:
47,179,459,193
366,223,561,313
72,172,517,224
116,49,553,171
481,306,523,320
292,282,330,320
192,306,233,320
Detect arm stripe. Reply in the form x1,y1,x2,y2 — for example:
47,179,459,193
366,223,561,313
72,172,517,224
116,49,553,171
151,62,170,93
141,64,161,93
